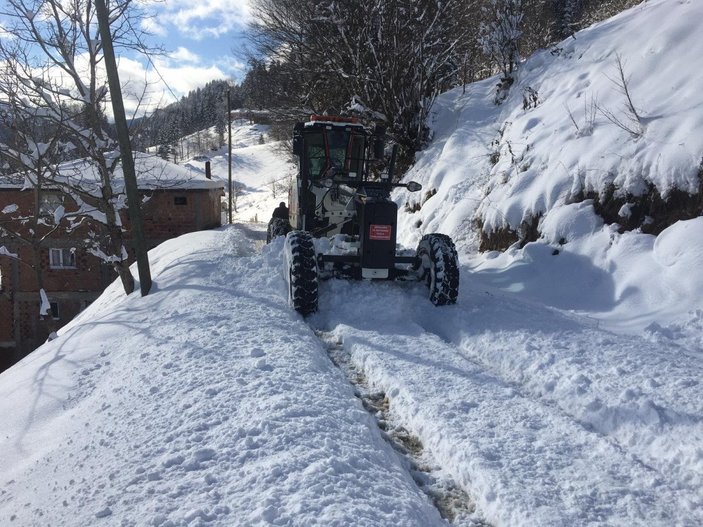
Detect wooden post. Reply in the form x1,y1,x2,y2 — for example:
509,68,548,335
227,89,233,224
94,0,152,296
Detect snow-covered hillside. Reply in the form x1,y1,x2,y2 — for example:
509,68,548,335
181,121,295,223
396,0,703,339
1,1,702,526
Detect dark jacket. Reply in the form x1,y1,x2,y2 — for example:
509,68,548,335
272,203,289,219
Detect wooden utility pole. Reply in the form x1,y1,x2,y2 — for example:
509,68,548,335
227,89,233,224
94,0,152,296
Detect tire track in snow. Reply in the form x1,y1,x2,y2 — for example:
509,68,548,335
311,277,692,525
412,318,667,477
316,330,488,527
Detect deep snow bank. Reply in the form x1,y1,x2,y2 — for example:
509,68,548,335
395,0,703,341
399,0,703,244
0,226,444,526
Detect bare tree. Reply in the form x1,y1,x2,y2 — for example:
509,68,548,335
480,0,525,103
231,181,245,213
0,0,161,295
0,166,64,339
250,0,471,156
0,97,91,337
598,54,644,138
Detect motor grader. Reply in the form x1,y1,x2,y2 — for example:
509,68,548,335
268,115,459,315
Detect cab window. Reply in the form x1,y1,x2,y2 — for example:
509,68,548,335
348,135,365,178
327,129,349,171
306,132,326,179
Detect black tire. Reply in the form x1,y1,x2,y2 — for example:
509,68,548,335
416,233,459,306
267,217,291,243
284,231,318,315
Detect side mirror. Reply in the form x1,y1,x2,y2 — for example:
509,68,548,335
406,181,422,192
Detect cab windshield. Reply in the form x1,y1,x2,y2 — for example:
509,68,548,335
305,128,365,180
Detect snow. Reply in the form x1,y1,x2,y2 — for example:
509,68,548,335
0,246,19,258
1,1,702,525
2,219,701,525
182,122,296,224
55,152,224,191
396,0,703,338
38,288,50,316
0,153,223,193
0,229,445,526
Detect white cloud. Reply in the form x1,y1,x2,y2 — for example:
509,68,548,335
210,55,246,77
140,17,168,39
3,0,249,120
38,51,227,118
116,56,228,116
0,24,16,40
170,47,200,64
153,62,227,100
153,0,251,41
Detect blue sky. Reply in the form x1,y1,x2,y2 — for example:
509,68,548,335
0,0,252,117
142,0,252,76
117,0,253,114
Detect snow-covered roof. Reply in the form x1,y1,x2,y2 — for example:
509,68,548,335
303,116,365,129
0,152,223,192
0,174,25,190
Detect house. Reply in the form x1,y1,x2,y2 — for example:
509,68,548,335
0,153,224,371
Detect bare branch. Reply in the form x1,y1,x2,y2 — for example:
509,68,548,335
600,53,644,138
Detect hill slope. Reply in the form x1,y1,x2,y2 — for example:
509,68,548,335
396,0,703,339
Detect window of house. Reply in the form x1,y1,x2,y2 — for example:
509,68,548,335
174,196,187,205
49,248,77,269
40,193,64,218
49,301,60,320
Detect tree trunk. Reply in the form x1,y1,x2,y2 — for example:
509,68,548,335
114,260,135,295
107,218,135,295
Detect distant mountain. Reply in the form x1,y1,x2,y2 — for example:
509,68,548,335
133,80,242,151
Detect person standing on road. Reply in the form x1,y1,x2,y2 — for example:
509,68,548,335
272,202,289,220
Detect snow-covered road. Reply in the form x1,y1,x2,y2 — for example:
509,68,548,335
1,224,701,526
311,276,702,525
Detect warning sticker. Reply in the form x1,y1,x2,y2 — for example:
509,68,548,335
369,224,392,240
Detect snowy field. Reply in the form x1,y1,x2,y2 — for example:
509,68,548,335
0,223,701,526
181,121,295,224
1,0,702,525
